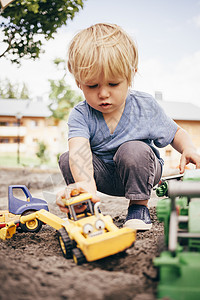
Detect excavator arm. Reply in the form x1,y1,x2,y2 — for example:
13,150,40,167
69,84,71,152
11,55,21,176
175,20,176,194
0,209,69,240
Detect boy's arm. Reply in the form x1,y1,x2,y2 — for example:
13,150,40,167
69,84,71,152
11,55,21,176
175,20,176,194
68,136,97,195
56,137,99,213
171,127,200,173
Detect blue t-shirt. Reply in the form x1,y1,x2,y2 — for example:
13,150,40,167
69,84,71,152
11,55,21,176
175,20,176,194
68,90,178,166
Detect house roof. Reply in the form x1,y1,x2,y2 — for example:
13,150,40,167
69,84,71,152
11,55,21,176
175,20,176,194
158,100,200,121
0,99,51,118
1,98,200,121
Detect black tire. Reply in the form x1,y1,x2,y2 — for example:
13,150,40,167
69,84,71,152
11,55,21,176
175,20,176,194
20,210,43,233
72,248,86,265
58,228,73,259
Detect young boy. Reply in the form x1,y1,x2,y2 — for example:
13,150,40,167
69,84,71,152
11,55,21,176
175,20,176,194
56,23,200,230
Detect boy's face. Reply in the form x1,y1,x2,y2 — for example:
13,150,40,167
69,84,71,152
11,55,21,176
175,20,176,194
80,73,129,115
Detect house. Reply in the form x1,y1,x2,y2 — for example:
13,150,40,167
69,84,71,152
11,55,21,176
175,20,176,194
1,97,200,172
0,99,67,162
157,99,200,172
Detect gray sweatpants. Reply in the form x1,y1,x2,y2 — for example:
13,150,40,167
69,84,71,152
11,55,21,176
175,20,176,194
59,141,162,201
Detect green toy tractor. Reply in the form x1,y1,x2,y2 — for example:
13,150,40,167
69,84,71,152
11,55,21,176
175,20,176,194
154,169,200,300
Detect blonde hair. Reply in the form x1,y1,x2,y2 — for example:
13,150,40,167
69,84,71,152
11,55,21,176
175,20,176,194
68,23,138,87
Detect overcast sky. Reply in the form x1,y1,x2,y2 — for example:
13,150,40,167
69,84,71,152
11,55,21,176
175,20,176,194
1,0,200,107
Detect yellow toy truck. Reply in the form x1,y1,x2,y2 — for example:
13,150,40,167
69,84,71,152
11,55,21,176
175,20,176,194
0,190,136,264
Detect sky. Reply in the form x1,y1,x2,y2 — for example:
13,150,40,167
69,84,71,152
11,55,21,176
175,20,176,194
1,0,200,107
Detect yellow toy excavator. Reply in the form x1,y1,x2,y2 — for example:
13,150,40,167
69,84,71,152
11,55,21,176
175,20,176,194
0,189,136,264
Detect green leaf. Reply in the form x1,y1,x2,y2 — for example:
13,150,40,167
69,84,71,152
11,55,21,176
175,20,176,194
1,0,85,64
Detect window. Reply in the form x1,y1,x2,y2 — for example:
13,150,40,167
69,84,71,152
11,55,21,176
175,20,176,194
0,122,9,126
12,188,27,201
33,138,39,143
30,120,38,127
13,138,23,143
0,138,10,143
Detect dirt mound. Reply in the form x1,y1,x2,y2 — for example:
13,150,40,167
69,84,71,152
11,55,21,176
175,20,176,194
0,168,163,300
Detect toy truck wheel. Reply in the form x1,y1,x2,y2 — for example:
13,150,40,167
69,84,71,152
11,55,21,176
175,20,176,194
72,248,86,265
20,210,43,233
58,228,73,259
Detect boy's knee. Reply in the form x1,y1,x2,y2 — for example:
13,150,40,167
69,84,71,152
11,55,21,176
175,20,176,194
58,152,74,185
114,141,152,167
58,152,69,170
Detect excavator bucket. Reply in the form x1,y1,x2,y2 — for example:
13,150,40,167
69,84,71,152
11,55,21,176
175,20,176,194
0,221,17,240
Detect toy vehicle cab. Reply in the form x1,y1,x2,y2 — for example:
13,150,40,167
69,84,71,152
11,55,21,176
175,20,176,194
8,185,49,215
65,190,95,220
0,185,49,233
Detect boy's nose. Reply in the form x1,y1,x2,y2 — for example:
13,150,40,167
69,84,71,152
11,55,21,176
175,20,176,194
98,86,110,99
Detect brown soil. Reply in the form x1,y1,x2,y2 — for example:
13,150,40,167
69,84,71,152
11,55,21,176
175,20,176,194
0,168,164,300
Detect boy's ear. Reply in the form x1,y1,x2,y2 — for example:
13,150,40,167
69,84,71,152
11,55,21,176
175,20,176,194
75,79,81,89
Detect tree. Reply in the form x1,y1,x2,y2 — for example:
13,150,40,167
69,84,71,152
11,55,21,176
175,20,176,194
20,82,30,99
0,78,30,99
36,141,49,164
0,0,84,64
48,58,83,120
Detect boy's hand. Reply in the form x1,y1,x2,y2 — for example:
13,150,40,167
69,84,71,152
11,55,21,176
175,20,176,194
171,128,200,174
56,181,100,213
179,149,200,173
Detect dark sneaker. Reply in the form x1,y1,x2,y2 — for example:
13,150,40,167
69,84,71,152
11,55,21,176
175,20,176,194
124,204,152,230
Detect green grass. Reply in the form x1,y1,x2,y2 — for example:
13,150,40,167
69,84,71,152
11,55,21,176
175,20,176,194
0,153,58,168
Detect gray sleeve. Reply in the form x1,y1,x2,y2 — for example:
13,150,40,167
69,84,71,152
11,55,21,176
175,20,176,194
67,105,90,140
148,98,178,148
